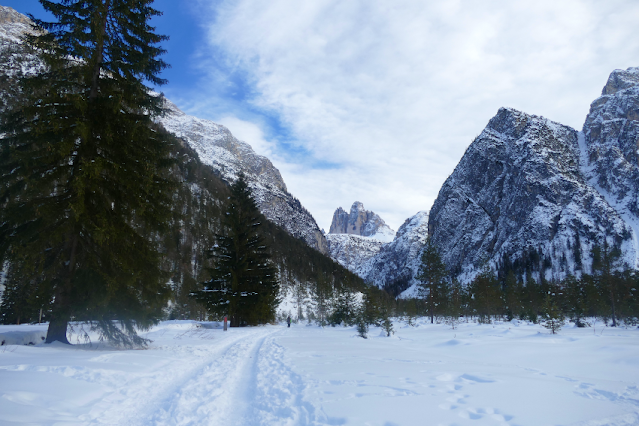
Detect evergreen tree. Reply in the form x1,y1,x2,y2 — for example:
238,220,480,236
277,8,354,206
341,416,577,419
191,174,279,327
541,285,565,334
447,278,464,329
562,274,589,327
0,0,174,346
329,287,357,326
468,267,501,323
416,238,449,324
591,241,623,326
502,270,520,321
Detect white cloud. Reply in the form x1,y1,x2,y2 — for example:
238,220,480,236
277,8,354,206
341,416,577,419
214,116,274,158
189,0,639,231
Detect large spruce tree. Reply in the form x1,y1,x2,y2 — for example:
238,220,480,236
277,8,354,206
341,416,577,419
0,0,174,346
416,238,449,324
192,174,280,327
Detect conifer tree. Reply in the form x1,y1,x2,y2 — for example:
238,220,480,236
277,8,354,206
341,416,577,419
468,267,501,323
416,238,449,324
591,241,623,326
0,0,174,346
541,285,565,334
192,174,279,327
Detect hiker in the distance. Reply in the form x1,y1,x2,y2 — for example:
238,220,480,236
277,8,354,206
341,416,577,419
287,316,291,328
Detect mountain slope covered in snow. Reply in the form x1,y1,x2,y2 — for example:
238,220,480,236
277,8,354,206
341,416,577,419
158,100,328,254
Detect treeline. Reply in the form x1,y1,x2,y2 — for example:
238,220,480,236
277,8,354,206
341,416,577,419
396,269,638,327
395,240,639,330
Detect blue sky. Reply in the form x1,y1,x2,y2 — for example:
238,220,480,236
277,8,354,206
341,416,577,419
4,1,639,232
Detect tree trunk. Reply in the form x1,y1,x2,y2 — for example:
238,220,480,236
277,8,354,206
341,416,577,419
45,318,70,344
89,0,111,100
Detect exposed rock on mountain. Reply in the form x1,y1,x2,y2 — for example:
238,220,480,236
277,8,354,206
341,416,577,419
582,67,639,269
325,234,385,276
328,202,395,242
0,6,32,42
159,98,329,254
325,201,395,278
361,211,429,296
429,107,634,283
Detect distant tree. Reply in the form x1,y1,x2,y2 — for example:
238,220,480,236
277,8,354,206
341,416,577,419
591,241,623,326
468,267,501,323
502,270,520,321
0,0,174,346
562,274,589,327
191,174,279,326
541,285,565,334
416,238,449,324
329,287,357,326
446,278,464,329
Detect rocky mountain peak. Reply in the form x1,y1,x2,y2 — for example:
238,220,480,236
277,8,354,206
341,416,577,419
0,6,31,26
0,6,35,43
328,201,395,241
601,67,639,96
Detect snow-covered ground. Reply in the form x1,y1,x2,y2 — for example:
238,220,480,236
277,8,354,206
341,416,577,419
1,319,638,425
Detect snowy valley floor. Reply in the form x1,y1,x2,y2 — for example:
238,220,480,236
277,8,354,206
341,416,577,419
0,319,638,426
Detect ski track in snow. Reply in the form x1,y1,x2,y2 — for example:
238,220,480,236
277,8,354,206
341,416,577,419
78,329,315,426
81,326,313,426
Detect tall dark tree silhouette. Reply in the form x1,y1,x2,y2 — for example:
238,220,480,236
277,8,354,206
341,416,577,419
0,0,174,346
416,238,449,324
192,174,280,326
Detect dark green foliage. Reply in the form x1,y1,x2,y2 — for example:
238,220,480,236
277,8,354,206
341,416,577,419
416,238,450,323
329,287,358,326
590,242,623,326
191,174,279,327
0,0,174,346
562,274,589,327
541,284,565,334
356,315,368,339
467,268,502,323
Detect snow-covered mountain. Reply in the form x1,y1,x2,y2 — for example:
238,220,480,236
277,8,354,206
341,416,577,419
341,68,639,293
325,234,386,277
0,6,32,42
326,206,428,297
429,104,634,283
325,202,396,278
159,100,328,254
581,67,639,270
328,202,395,241
360,211,429,296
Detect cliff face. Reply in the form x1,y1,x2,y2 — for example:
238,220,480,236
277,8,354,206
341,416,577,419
158,100,329,254
581,67,639,269
361,211,429,296
328,202,395,241
330,68,639,290
428,107,633,283
325,202,395,279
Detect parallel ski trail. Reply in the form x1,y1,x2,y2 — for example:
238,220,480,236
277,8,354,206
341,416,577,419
146,328,276,426
84,327,271,425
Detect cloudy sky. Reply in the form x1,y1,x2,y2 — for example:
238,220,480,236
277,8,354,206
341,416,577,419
6,0,639,232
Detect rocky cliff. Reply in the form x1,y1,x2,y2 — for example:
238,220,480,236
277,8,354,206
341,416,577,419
429,106,634,283
328,202,395,241
361,211,429,296
325,202,396,279
581,67,639,269
158,100,329,254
